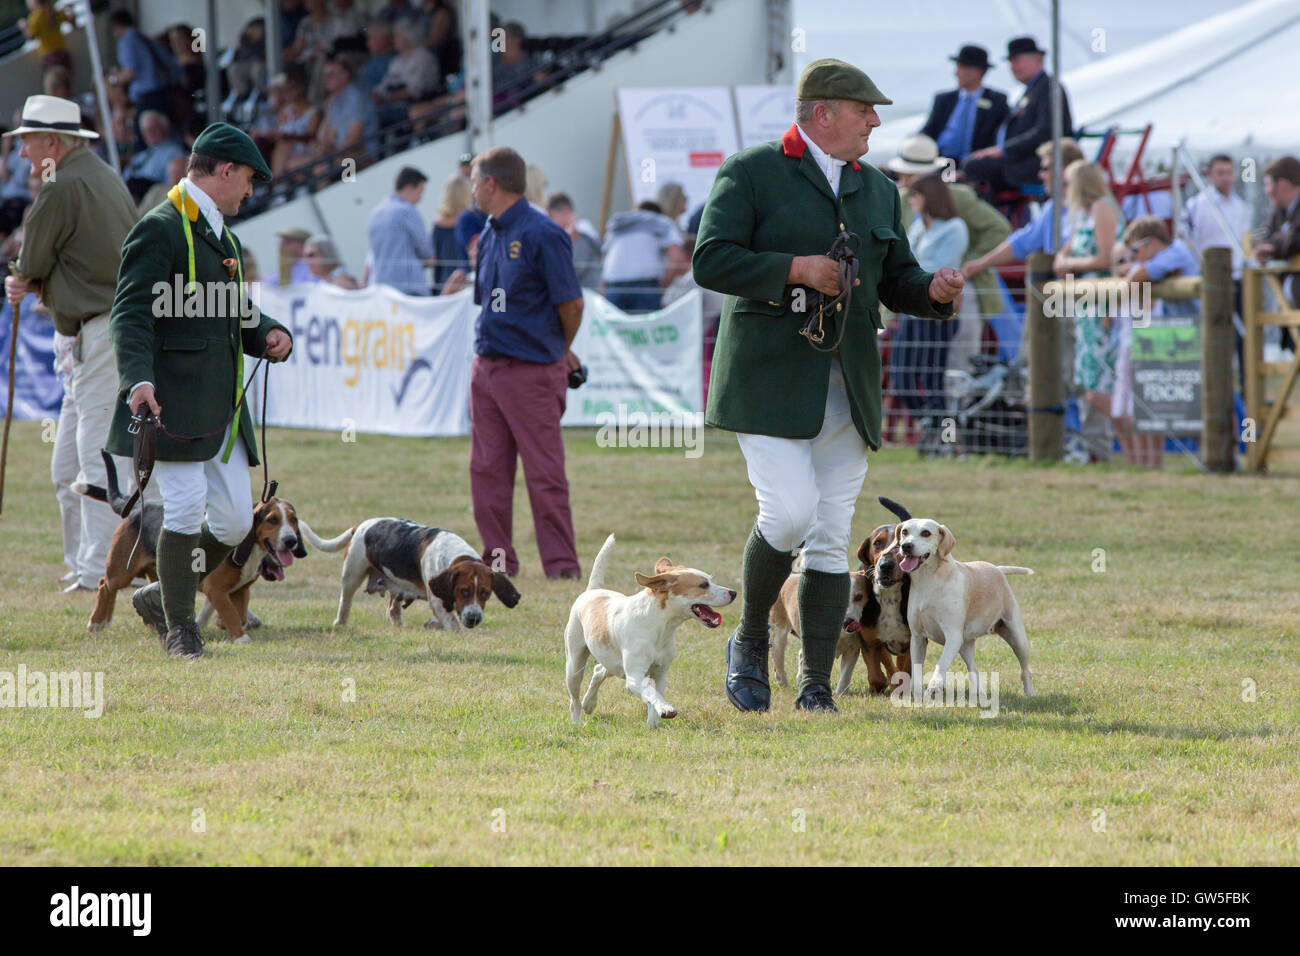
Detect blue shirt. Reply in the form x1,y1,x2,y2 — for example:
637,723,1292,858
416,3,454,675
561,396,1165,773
935,88,979,162
117,28,178,100
1008,198,1073,259
327,83,378,148
455,208,487,252
474,196,582,363
907,216,969,272
360,54,394,93
1143,238,1201,317
368,193,434,295
123,137,186,183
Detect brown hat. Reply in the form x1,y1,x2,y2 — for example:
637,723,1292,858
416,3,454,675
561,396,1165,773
796,58,892,107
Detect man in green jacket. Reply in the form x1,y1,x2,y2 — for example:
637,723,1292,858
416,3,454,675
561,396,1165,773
106,124,293,659
693,59,963,713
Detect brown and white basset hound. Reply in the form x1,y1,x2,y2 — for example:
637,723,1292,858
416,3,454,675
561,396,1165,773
298,517,521,630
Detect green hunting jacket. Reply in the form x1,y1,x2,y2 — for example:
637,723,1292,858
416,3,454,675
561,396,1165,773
105,185,291,464
693,124,952,450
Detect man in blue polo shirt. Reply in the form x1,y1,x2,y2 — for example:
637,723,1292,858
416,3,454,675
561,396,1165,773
469,146,585,580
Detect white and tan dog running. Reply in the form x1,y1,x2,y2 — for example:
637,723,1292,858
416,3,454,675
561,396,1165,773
564,535,736,728
892,518,1036,699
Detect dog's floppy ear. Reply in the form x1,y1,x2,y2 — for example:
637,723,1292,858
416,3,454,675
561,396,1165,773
856,536,873,569
937,524,956,559
635,571,678,591
428,569,456,611
653,557,674,574
491,571,521,608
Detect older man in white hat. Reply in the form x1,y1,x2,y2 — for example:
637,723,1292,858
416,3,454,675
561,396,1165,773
4,95,146,593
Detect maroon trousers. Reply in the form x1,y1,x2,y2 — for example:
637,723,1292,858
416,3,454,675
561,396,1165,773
469,355,580,578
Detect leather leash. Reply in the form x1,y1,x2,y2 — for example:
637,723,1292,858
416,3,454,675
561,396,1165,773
799,230,860,354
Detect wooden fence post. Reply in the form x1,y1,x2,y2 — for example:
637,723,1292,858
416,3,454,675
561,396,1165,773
1026,252,1062,461
1200,247,1235,472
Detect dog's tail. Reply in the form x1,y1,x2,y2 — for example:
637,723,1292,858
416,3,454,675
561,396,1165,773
586,534,616,591
71,450,133,515
998,566,1034,576
878,496,912,522
298,519,355,553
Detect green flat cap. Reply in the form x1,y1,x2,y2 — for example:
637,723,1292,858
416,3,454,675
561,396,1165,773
191,122,272,182
797,58,892,106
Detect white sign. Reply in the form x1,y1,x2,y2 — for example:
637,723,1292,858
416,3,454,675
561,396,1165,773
616,87,740,216
247,284,702,437
733,85,796,150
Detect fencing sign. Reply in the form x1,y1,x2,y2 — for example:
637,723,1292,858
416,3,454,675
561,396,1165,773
1131,313,1202,434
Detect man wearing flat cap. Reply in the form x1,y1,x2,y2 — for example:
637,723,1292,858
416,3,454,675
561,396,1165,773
106,122,293,659
4,95,144,596
693,58,963,713
963,36,1073,196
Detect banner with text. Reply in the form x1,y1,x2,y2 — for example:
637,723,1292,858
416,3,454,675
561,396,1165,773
733,85,796,150
616,87,740,216
248,284,702,436
1132,313,1203,434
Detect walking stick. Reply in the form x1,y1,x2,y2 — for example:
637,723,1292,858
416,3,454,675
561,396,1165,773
0,287,18,516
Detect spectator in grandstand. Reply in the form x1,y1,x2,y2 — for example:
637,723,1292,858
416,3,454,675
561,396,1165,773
546,192,603,289
137,154,186,213
423,0,463,78
919,44,1009,165
280,0,309,51
226,17,268,107
376,0,428,31
316,56,377,161
1056,159,1124,462
168,24,206,102
331,0,369,51
1116,216,1201,469
431,172,471,292
269,70,321,177
374,20,441,125
963,36,1073,197
657,182,688,225
360,20,396,93
468,145,584,580
491,22,546,107
42,63,72,101
0,110,32,241
601,201,685,313
886,174,967,451
122,111,186,202
304,235,359,289
286,0,340,102
366,166,434,295
108,9,180,150
1183,153,1248,385
272,227,314,286
20,0,73,77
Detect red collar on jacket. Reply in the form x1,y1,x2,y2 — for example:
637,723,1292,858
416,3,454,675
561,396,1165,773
781,124,861,171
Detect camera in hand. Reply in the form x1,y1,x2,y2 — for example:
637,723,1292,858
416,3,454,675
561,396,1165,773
567,364,588,389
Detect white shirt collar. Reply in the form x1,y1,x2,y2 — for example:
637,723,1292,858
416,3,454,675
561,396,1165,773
795,124,847,194
180,176,224,237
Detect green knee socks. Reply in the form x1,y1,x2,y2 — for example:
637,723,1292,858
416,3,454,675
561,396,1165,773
157,526,236,629
738,525,795,645
797,569,850,693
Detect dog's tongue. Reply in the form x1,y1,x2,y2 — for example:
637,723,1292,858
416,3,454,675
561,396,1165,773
692,604,722,628
275,550,295,567
900,555,921,573
844,619,860,633
266,564,285,582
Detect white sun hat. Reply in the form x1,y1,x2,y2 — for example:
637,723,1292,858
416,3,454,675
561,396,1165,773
3,95,99,139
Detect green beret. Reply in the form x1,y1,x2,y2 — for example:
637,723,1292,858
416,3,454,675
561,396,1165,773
796,58,893,107
191,122,273,183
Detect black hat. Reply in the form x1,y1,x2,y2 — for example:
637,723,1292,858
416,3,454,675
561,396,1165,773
949,44,990,70
1007,36,1047,59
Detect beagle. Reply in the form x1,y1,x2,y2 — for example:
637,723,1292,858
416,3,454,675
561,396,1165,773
768,570,880,695
299,518,520,629
565,534,736,728
194,498,307,643
77,452,293,640
892,518,1035,699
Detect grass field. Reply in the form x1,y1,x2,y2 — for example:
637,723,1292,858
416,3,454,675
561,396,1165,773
1,420,1298,865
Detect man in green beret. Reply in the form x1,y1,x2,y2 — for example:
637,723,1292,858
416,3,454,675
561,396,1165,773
106,123,294,659
694,58,964,712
